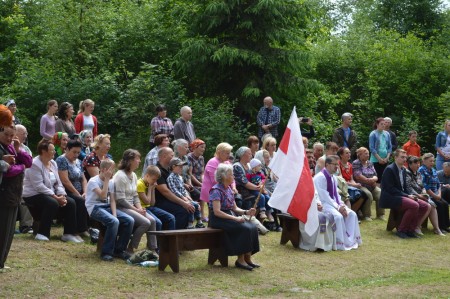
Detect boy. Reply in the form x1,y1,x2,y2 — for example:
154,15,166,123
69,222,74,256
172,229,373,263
85,159,134,261
403,130,421,158
247,158,274,221
137,165,176,230
166,158,204,228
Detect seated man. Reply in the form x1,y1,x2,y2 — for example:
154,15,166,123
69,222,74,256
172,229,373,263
313,155,362,250
379,149,429,238
154,147,194,229
437,162,450,204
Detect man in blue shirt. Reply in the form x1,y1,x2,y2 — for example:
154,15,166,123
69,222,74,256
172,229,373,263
332,112,358,160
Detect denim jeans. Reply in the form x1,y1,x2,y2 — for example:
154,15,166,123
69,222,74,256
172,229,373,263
250,190,271,211
155,199,191,229
146,207,176,230
89,204,134,256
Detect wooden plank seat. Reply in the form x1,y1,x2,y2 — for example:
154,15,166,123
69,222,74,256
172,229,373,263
148,228,227,273
277,213,300,248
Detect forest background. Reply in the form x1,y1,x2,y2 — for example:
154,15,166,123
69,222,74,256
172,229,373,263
1,0,449,160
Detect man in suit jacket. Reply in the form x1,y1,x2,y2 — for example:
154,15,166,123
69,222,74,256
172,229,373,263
380,149,430,238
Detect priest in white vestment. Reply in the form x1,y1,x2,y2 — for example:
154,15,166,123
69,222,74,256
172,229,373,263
313,155,362,250
299,194,337,251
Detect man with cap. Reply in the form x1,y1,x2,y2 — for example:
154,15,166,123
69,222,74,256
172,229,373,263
5,99,21,125
154,147,195,229
332,112,358,160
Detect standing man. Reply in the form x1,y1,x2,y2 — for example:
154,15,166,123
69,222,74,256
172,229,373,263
379,149,429,238
149,104,174,149
256,96,281,140
384,117,398,151
173,106,196,144
332,112,358,160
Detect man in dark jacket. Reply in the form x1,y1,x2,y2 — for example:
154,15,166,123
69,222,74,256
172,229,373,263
332,113,358,160
380,149,429,238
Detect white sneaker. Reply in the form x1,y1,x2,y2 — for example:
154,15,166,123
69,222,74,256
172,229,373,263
75,235,85,242
35,234,49,241
61,234,83,243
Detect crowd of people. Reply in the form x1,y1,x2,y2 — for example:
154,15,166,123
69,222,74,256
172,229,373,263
1,96,450,273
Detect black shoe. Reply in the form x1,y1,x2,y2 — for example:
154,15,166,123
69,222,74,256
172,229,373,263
113,251,131,260
19,226,33,234
405,232,420,238
101,254,114,262
396,231,410,239
235,261,253,271
246,261,260,268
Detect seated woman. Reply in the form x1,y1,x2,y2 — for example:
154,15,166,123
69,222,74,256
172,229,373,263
352,147,384,220
78,130,93,162
255,136,277,161
188,139,206,220
405,155,444,236
52,132,69,160
337,147,371,221
114,149,158,255
22,140,82,242
419,153,450,233
82,134,111,181
209,163,260,271
142,133,170,173
56,140,89,237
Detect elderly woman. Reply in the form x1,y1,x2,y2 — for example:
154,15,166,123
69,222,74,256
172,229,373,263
78,130,93,162
142,133,170,174
200,143,235,202
82,134,112,181
352,147,384,220
149,104,174,148
52,132,69,159
0,119,32,272
55,102,76,138
75,99,98,137
173,138,199,200
337,147,371,220
40,100,58,140
209,163,260,271
22,140,82,242
369,117,392,182
419,153,450,232
5,99,21,125
114,149,157,254
405,155,444,236
435,119,450,171
56,140,89,236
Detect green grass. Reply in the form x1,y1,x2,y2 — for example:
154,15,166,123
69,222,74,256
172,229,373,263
2,212,450,298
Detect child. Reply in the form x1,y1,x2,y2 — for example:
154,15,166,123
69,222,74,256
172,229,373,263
167,157,204,228
247,158,274,221
137,165,176,230
85,159,134,261
403,130,421,158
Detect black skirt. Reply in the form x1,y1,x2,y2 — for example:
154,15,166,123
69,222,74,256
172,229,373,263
209,210,260,256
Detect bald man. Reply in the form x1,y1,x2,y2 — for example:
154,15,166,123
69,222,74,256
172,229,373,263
256,96,280,140
173,106,196,144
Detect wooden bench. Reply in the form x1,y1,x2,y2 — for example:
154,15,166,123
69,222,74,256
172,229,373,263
277,213,300,248
386,208,428,232
148,228,228,273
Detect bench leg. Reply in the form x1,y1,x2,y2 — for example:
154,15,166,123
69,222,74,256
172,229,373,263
280,220,300,248
158,236,180,273
208,247,228,267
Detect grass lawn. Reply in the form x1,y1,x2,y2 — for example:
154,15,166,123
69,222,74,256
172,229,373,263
2,214,450,298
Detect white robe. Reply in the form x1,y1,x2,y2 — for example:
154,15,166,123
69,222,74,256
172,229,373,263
299,195,337,252
314,171,362,250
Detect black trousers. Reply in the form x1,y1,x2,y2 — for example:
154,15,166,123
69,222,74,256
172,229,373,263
0,206,18,268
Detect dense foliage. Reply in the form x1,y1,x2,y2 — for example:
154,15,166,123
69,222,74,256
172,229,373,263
1,0,449,156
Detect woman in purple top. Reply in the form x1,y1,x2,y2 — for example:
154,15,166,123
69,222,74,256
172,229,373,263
40,100,58,140
352,147,384,220
200,142,236,203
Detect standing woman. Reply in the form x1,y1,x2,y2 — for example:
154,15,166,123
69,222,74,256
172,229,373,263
74,99,98,137
435,120,450,171
209,163,260,271
0,112,32,272
369,117,392,182
40,100,59,140
55,102,76,138
149,104,174,148
82,134,111,181
419,153,450,232
114,149,157,254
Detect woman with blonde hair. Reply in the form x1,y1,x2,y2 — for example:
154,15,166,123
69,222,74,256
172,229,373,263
82,134,111,181
74,99,98,137
435,119,450,171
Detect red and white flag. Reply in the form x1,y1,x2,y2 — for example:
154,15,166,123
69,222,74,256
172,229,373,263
268,107,318,236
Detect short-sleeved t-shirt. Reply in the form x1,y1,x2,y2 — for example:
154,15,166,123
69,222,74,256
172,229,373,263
56,155,84,193
137,178,151,208
85,175,113,215
155,163,171,206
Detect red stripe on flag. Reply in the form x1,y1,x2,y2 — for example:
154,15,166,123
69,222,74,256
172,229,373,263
278,127,291,154
287,154,315,222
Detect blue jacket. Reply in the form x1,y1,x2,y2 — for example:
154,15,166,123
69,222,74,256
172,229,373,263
435,131,449,158
369,130,392,156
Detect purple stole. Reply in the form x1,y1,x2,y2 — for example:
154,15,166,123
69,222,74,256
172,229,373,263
321,168,340,205
318,212,336,233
